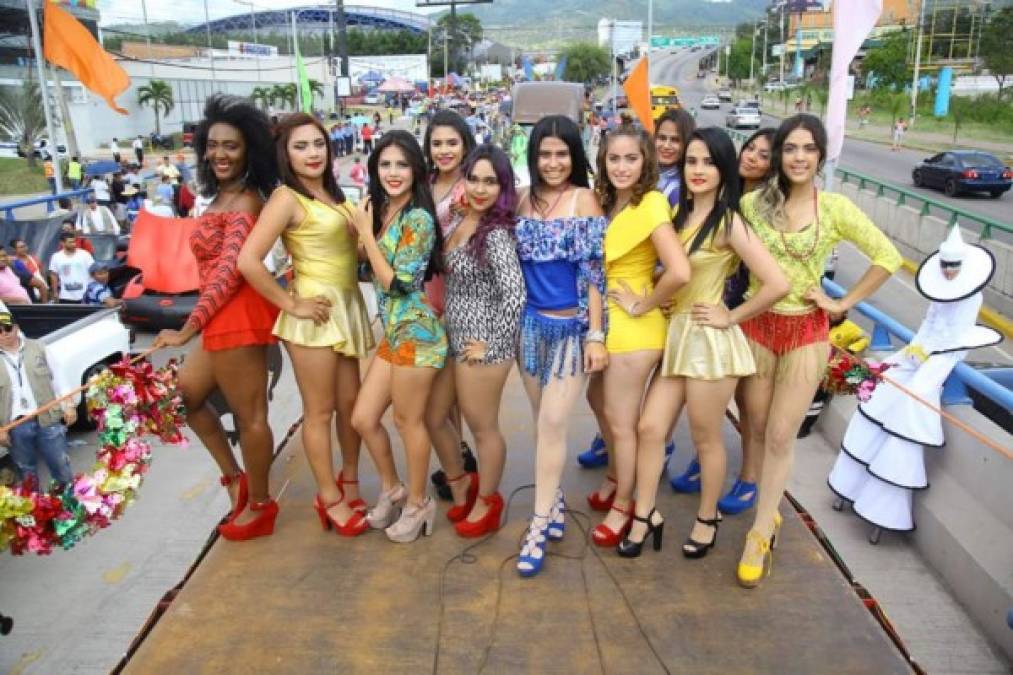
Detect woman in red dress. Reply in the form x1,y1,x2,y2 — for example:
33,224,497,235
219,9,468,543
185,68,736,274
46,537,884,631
154,94,281,541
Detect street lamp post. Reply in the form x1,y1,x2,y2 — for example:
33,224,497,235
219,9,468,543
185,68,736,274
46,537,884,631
202,0,217,86
909,0,927,125
232,0,261,81
762,19,768,77
750,20,757,84
141,0,155,76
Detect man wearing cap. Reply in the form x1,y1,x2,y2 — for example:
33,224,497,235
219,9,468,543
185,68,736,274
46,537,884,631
48,231,95,304
83,262,121,308
76,194,120,235
828,226,1003,536
0,311,77,486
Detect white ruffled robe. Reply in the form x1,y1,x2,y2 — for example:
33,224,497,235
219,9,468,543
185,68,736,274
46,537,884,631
827,293,986,531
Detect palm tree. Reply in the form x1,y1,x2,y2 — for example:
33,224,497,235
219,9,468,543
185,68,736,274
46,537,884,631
137,80,174,135
0,81,47,167
270,84,296,110
250,86,273,111
308,79,325,98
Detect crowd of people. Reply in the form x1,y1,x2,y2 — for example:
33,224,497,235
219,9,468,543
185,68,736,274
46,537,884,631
139,91,902,591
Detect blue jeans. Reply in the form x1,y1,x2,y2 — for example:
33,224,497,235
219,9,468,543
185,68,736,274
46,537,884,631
8,420,73,486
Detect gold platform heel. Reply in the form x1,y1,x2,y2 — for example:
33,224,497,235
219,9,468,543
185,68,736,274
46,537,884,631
771,512,783,550
737,529,773,589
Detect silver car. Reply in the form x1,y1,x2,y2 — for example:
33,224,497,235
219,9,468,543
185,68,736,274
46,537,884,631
725,107,762,129
700,95,721,110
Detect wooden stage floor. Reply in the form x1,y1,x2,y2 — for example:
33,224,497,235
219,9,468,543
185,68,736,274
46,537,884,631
122,370,911,674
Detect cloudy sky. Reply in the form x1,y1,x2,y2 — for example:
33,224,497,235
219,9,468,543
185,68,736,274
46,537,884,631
96,0,438,26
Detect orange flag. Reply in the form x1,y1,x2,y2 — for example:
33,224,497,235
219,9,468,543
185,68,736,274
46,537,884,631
43,1,130,114
623,57,653,134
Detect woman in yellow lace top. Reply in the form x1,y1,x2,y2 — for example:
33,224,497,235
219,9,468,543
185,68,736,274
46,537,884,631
238,113,374,538
735,114,901,588
611,128,788,560
588,126,690,547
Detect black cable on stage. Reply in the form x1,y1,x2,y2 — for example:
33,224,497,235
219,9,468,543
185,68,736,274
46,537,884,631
431,485,671,675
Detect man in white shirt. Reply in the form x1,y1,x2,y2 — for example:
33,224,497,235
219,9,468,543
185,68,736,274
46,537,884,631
90,175,112,206
48,232,95,304
76,195,121,235
0,311,77,486
132,135,145,165
155,156,181,185
110,137,121,164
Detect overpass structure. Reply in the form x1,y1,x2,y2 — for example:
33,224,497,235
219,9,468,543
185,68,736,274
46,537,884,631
184,4,432,37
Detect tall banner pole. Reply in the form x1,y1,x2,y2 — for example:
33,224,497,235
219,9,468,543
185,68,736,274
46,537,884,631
25,0,64,193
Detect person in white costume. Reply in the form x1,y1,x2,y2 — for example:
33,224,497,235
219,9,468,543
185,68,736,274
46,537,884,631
827,225,1002,539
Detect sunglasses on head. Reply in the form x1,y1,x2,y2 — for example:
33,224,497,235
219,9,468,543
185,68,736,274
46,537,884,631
0,325,14,334
939,260,962,269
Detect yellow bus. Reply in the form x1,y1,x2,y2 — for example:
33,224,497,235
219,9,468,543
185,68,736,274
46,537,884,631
650,85,681,120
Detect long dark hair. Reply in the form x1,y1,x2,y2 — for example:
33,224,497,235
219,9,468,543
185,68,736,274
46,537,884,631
367,130,442,278
273,112,345,205
194,94,278,199
423,109,476,178
460,144,517,264
757,114,827,226
654,108,697,167
594,125,659,215
527,115,590,212
737,127,776,192
675,127,741,255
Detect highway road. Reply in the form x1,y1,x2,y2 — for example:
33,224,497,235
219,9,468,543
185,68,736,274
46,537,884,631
646,49,1013,233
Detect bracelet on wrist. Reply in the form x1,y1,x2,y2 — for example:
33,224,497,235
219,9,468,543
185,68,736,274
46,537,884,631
584,329,606,344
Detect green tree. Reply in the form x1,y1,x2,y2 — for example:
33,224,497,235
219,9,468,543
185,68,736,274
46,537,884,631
437,12,483,74
272,84,297,110
0,81,47,168
137,80,174,135
560,42,610,83
862,29,910,90
250,86,273,111
949,96,972,143
308,79,325,99
725,37,757,85
980,7,1013,101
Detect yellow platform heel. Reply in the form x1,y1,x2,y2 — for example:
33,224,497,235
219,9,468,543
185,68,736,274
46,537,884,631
737,529,772,589
771,512,783,550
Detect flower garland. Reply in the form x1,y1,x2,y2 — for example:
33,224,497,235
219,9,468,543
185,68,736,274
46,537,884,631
824,352,891,402
0,359,185,556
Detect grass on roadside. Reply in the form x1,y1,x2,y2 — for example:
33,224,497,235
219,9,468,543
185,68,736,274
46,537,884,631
0,157,48,196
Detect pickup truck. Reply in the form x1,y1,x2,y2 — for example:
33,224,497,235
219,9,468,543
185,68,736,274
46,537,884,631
5,304,132,436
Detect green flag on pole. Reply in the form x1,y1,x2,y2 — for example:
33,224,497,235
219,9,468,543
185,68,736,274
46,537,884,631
292,14,312,112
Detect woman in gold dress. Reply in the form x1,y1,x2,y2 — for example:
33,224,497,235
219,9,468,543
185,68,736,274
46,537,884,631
612,128,788,558
238,113,374,536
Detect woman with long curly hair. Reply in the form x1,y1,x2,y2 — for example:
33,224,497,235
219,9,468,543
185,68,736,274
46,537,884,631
238,113,374,538
349,130,447,543
442,144,526,537
587,125,690,546
154,94,281,541
735,115,900,586
614,127,788,560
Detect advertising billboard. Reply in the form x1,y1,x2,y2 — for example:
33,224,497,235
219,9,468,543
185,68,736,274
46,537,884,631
786,0,829,11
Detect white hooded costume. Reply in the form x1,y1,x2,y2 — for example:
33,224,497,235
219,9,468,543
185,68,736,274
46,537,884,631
827,226,1002,532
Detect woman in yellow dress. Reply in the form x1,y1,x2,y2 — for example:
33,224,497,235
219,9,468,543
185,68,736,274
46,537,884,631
612,128,788,558
589,126,690,546
238,113,374,536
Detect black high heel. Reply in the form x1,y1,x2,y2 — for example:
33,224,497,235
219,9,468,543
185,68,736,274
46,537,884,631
617,508,665,558
682,515,720,559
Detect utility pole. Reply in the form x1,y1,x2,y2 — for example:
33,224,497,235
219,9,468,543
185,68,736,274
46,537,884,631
335,0,349,82
909,0,927,125
25,0,63,193
141,0,155,76
647,0,653,85
779,0,785,83
762,18,768,78
232,0,261,81
202,0,217,86
750,20,757,84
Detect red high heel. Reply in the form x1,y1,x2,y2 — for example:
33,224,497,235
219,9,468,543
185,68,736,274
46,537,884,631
592,501,634,547
218,498,278,541
335,470,366,513
587,475,617,513
313,495,368,537
220,471,248,522
445,472,479,523
454,492,504,538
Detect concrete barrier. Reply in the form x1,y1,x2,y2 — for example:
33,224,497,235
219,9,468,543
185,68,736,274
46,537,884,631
831,177,1013,320
819,393,1013,662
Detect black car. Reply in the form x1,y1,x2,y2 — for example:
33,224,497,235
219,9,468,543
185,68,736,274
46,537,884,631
912,151,1012,198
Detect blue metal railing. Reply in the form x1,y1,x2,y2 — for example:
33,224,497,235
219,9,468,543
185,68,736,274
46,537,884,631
823,279,1013,412
1,189,94,220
